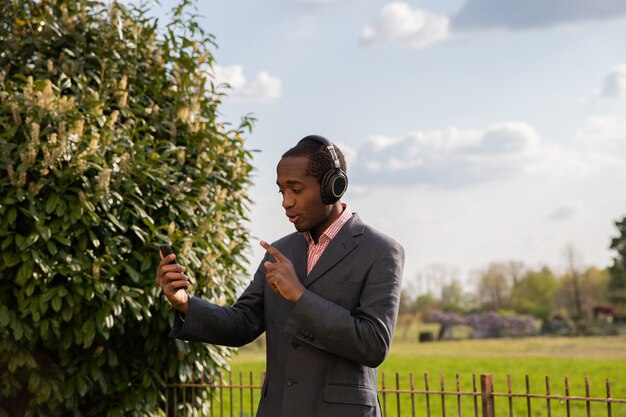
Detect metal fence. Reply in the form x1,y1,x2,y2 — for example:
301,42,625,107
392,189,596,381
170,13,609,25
164,371,626,417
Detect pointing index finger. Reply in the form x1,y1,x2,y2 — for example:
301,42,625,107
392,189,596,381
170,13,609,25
260,240,287,263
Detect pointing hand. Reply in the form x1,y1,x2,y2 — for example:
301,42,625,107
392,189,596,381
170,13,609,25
260,240,305,303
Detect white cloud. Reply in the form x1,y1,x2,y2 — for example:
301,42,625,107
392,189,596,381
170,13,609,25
576,115,626,156
335,141,358,168
360,2,449,48
548,202,585,221
351,122,579,187
213,65,282,102
596,64,626,99
214,65,246,89
452,0,626,31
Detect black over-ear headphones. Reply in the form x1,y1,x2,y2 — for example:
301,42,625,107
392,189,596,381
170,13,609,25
297,135,348,204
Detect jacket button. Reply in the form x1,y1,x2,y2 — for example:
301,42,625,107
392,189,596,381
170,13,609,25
287,379,297,386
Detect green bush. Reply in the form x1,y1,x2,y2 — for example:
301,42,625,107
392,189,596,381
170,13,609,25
0,1,254,415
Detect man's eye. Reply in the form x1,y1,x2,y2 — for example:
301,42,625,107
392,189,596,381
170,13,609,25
293,189,302,194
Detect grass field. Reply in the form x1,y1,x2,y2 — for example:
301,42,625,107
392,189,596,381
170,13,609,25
223,336,626,417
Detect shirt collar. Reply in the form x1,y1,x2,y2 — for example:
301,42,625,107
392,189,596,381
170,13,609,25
304,204,352,245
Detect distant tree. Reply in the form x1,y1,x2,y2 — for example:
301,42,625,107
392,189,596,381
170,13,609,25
475,262,524,311
404,264,474,315
608,217,626,314
510,267,558,320
414,263,460,298
0,1,253,416
564,245,584,322
553,267,610,322
439,280,474,313
399,288,417,314
414,292,438,318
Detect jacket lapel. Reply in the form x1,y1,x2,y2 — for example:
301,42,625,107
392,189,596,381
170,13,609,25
301,214,365,288
292,234,308,284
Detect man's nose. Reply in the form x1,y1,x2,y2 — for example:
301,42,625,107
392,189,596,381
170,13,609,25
282,193,294,209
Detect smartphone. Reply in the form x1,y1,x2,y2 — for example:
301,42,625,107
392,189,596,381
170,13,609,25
160,244,194,286
159,244,177,265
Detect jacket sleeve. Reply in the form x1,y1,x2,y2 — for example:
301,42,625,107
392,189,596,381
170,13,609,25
170,258,267,347
283,240,404,367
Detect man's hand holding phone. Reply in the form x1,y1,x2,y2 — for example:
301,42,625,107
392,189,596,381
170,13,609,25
156,245,191,313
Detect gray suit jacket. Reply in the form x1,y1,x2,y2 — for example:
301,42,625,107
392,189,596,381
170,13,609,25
171,213,404,417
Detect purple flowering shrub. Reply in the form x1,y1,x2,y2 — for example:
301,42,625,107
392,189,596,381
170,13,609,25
428,310,537,339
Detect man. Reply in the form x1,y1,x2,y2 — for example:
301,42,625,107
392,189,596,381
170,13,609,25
156,135,404,417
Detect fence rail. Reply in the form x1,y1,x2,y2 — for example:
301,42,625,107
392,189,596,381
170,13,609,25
164,371,626,417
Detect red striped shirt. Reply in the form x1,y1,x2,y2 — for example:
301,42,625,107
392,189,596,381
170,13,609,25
303,204,352,275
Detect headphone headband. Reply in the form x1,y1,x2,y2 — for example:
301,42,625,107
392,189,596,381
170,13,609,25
297,135,341,169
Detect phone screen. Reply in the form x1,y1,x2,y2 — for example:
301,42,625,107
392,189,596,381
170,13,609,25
159,245,177,265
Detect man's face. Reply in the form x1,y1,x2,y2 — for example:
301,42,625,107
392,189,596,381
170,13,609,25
276,156,333,236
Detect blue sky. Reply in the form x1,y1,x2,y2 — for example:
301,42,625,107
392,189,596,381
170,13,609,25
154,0,626,290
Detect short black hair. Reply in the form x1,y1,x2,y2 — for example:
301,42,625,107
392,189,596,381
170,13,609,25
282,138,347,183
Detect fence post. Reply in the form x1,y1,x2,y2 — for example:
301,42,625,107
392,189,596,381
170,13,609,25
480,374,495,417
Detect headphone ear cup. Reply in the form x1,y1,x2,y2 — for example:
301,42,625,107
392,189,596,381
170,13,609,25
320,169,348,204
